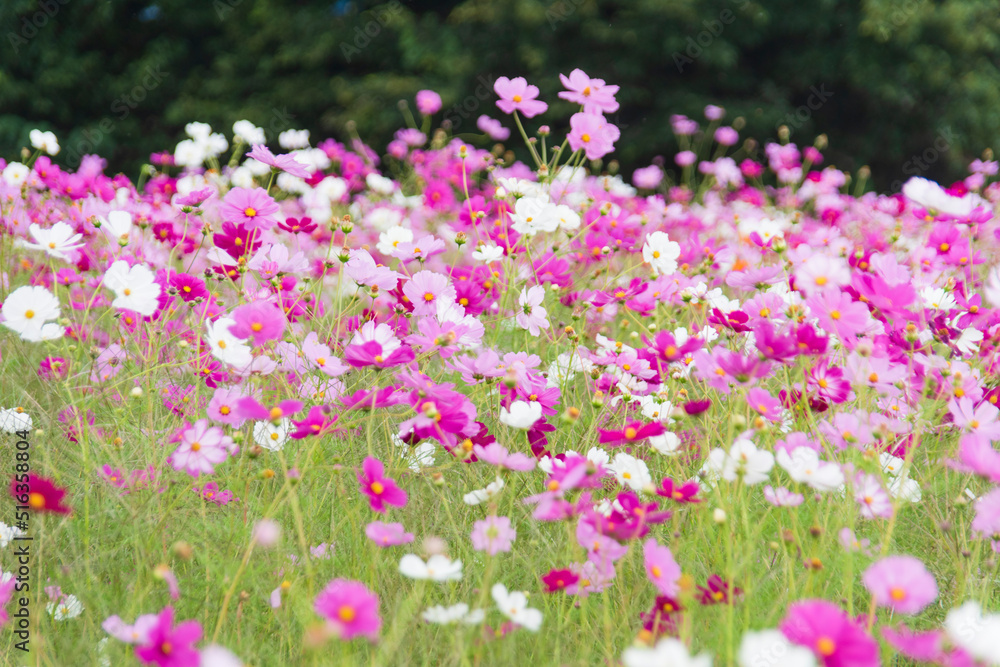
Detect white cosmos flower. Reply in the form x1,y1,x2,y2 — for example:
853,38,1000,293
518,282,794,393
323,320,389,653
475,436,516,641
462,476,504,505
0,407,31,434
376,225,414,256
232,120,266,145
206,317,253,367
366,173,396,195
641,231,681,276
200,644,244,667
775,447,844,492
20,221,84,261
944,601,1000,664
253,419,290,452
738,629,816,667
103,260,161,316
609,452,652,491
649,432,683,455
399,554,463,581
1,285,63,342
0,521,26,548
2,162,30,187
499,400,543,429
421,603,485,625
705,439,774,486
622,637,712,667
491,583,542,632
47,594,84,621
510,196,560,236
101,210,133,243
29,129,60,155
920,286,957,311
471,244,504,262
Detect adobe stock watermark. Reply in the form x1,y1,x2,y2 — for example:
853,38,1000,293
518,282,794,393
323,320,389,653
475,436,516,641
888,126,957,193
872,0,926,40
264,106,297,141
546,0,588,30
442,75,495,133
672,0,752,73
8,0,72,54
340,0,405,63
63,64,168,168
776,85,833,133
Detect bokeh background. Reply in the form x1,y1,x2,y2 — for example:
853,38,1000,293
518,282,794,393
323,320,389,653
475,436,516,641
3,0,1000,191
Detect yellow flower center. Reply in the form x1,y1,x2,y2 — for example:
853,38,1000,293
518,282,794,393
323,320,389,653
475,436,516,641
512,95,522,103
244,207,257,218
423,292,434,302
191,442,201,452
816,637,835,656
815,276,828,286
829,310,841,320
24,310,34,319
28,492,45,509
251,322,263,332
338,606,355,622
371,481,384,495
625,427,638,439
890,587,907,601
581,133,591,143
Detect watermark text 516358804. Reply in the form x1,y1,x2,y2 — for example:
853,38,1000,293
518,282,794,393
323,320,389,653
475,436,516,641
9,426,33,653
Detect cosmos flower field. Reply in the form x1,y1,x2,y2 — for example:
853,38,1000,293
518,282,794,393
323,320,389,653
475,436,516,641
2,71,1000,666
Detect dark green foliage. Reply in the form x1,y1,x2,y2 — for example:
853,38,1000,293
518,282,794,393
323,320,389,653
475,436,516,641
2,0,999,190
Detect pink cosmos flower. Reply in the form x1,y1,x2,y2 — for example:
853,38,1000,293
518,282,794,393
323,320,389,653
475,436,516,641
245,144,311,179
403,270,456,317
134,606,202,667
314,579,381,641
746,387,783,422
0,577,15,627
558,68,619,114
952,433,1000,482
207,386,246,427
493,77,548,117
477,115,510,141
365,521,415,547
862,555,938,615
643,538,681,596
567,112,619,160
854,473,893,519
290,406,339,439
780,600,880,667
516,285,550,336
794,254,851,296
949,397,1000,440
229,300,286,346
971,486,1000,537
473,442,536,471
633,165,663,189
167,419,235,477
806,289,870,341
471,515,516,555
343,321,414,369
235,397,303,423
415,90,442,115
357,457,408,513
103,613,159,644
764,485,805,507
220,187,280,231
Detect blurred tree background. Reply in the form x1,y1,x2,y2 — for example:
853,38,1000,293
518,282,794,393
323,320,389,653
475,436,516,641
2,0,999,191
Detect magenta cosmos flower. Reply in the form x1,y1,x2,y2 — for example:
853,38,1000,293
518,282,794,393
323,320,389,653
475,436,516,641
567,112,619,160
167,419,235,477
471,515,516,555
780,600,879,667
220,186,280,231
493,76,548,117
134,606,202,667
862,555,938,615
473,442,536,472
314,579,381,641
365,521,415,548
228,300,286,346
357,457,408,513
